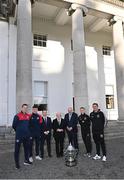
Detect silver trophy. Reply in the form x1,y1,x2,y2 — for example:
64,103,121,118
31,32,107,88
64,143,78,167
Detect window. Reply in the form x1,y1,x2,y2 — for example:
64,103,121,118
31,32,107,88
33,34,47,47
102,46,111,56
106,95,114,109
105,85,114,109
33,81,48,111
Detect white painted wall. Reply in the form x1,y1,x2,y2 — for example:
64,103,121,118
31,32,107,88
0,21,17,126
32,18,118,119
0,18,118,126
8,21,17,126
0,21,8,126
104,51,118,120
32,19,73,118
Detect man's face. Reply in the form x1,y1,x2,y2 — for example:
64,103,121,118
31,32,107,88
68,107,73,113
32,108,38,114
56,112,61,119
80,108,85,114
42,111,47,117
92,105,98,112
22,105,28,113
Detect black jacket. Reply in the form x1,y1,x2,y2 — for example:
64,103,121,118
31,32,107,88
29,113,42,137
90,110,105,133
41,117,52,135
52,118,66,138
64,112,78,133
78,113,91,133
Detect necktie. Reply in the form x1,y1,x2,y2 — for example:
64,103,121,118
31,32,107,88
45,118,47,125
69,113,72,121
58,119,61,125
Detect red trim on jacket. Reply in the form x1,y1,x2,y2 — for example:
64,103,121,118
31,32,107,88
17,112,31,121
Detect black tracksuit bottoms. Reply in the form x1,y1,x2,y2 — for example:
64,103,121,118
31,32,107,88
93,132,106,156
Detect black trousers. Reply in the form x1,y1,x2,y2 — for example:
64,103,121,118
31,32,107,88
54,134,64,157
29,136,40,157
40,134,51,158
93,132,106,156
14,137,29,167
67,131,78,149
81,131,92,153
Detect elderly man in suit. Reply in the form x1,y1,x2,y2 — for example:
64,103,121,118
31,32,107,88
40,110,52,158
64,107,79,150
53,112,66,157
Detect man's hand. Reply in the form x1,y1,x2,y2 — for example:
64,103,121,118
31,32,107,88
67,126,72,131
44,131,49,135
57,129,63,132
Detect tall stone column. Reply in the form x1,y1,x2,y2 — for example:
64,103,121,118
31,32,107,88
112,16,124,121
16,0,33,112
70,4,89,113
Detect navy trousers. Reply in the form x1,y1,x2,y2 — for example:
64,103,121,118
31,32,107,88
14,137,29,167
29,136,40,157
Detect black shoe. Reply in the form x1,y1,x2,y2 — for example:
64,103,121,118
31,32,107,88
57,154,60,158
24,161,32,166
15,165,20,169
60,152,63,157
48,155,52,157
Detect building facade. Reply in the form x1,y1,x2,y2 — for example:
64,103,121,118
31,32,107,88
0,0,124,126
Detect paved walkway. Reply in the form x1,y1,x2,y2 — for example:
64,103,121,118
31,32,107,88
0,136,124,179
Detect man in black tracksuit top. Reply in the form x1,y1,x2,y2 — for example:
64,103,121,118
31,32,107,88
78,107,92,157
29,105,42,162
90,103,107,161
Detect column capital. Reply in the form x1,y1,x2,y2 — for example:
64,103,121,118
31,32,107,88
67,3,88,17
108,15,124,26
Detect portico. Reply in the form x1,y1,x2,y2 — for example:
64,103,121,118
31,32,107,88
0,0,124,126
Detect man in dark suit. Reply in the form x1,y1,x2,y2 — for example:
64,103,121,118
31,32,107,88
53,112,66,157
40,110,52,158
64,107,78,149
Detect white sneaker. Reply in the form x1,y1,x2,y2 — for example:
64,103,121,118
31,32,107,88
29,157,33,163
102,156,107,162
93,154,101,160
35,156,42,160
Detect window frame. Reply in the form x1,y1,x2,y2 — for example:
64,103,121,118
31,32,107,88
33,34,47,48
102,45,111,56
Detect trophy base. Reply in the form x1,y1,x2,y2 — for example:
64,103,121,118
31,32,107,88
65,160,77,167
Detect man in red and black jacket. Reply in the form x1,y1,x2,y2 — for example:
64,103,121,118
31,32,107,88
12,104,32,169
29,105,42,162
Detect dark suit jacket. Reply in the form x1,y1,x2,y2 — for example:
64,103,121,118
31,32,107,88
41,116,52,136
52,118,66,138
64,112,78,133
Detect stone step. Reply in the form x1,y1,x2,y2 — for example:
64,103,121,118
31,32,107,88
1,121,124,143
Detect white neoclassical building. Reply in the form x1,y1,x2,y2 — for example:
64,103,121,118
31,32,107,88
0,0,124,126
